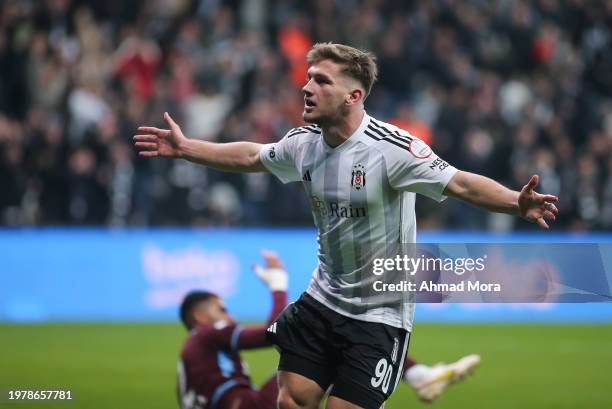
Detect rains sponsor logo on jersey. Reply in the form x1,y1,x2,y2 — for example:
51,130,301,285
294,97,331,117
311,196,367,219
311,195,329,217
351,164,366,190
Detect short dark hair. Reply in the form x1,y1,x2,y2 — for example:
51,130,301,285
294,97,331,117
179,291,217,330
306,43,378,99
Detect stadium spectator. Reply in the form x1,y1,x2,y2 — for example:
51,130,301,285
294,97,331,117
0,0,610,230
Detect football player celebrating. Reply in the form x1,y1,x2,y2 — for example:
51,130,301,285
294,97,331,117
139,43,555,409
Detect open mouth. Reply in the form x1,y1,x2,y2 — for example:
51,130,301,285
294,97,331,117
305,99,316,108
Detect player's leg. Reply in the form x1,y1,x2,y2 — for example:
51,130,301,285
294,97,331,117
403,354,481,402
217,372,321,409
403,356,417,373
325,395,364,409
217,387,255,409
277,371,325,409
254,374,280,409
328,321,410,409
266,293,336,409
239,368,325,409
325,397,387,409
230,374,279,409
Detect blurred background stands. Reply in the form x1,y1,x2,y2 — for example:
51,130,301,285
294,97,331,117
0,0,610,231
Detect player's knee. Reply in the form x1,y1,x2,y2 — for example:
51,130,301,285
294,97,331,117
277,371,323,409
277,387,309,409
277,389,296,409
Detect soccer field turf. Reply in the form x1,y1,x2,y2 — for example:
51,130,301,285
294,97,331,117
1,324,611,409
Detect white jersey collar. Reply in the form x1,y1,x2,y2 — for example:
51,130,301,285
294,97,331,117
321,111,370,153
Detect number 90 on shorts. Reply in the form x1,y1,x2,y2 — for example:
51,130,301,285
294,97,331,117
370,358,394,393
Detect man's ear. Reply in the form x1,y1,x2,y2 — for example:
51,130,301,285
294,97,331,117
192,307,209,326
346,88,364,106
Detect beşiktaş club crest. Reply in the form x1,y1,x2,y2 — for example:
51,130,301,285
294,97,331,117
351,164,366,190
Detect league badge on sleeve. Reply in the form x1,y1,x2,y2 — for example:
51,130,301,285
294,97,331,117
351,164,366,190
408,138,433,159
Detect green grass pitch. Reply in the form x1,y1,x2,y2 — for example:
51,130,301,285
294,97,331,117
1,324,611,409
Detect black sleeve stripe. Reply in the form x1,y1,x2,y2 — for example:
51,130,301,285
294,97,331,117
287,126,321,137
364,129,410,151
287,127,306,135
287,130,308,138
366,124,389,138
370,119,414,141
369,125,413,145
304,125,322,133
387,132,413,145
369,118,398,134
366,123,413,148
367,124,412,145
364,129,381,141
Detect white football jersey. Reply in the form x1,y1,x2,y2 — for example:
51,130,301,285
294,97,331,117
259,113,458,330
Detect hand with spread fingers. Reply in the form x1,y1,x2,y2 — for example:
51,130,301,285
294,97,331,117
252,250,288,292
133,112,186,158
518,175,559,229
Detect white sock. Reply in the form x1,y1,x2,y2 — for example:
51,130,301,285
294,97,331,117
404,364,432,387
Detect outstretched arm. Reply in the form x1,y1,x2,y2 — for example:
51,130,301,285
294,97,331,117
234,251,288,350
133,112,267,173
443,171,559,229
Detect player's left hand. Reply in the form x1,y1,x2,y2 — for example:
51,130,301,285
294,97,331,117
518,175,559,229
252,250,288,291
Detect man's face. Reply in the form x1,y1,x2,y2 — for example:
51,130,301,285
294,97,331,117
193,297,234,327
302,60,359,125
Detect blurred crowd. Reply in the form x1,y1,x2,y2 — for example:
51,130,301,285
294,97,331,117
0,0,610,231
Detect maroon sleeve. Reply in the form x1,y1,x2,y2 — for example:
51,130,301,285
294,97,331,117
235,290,287,350
266,291,288,325
204,321,240,352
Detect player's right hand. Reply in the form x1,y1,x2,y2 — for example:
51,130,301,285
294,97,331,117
518,174,559,229
253,250,288,292
133,112,186,158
